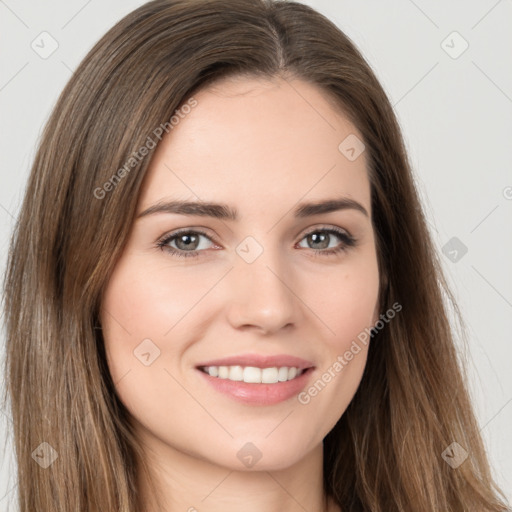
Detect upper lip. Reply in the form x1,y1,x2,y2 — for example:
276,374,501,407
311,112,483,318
195,353,315,370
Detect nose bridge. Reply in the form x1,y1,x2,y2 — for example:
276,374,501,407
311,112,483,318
226,233,297,332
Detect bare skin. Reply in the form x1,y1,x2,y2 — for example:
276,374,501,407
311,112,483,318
100,75,380,512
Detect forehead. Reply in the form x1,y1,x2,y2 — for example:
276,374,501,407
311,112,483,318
138,76,370,215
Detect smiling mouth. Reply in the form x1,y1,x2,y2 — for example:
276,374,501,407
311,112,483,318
197,365,312,384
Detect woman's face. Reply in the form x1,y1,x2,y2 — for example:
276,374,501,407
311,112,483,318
101,76,380,471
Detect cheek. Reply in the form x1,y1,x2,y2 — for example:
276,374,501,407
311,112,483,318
101,246,379,389
102,257,204,334
97,245,381,470
304,253,380,349
99,255,196,385
296,253,378,416
100,253,223,360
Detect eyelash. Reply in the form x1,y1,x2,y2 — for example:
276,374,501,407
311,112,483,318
156,226,357,259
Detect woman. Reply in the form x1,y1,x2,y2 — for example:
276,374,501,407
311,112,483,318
3,0,509,510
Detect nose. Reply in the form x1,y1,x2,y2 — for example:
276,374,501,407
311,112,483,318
225,246,298,335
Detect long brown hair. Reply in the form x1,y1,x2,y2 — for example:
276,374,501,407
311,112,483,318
3,0,509,510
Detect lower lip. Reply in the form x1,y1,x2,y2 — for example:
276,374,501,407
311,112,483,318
196,368,314,405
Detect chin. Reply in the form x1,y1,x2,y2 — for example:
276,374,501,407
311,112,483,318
205,434,319,472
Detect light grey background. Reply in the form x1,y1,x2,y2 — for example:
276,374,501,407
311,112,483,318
1,0,511,509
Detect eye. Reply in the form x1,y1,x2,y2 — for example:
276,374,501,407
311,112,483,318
157,229,216,258
296,227,357,256
157,226,357,259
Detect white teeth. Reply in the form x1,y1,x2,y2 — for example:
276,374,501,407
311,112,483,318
243,366,261,383
202,365,304,383
229,365,243,381
278,366,289,382
261,367,278,384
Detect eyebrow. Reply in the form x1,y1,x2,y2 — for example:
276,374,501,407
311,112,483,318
137,197,369,220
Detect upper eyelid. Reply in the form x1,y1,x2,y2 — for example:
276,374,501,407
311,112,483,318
158,226,217,245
